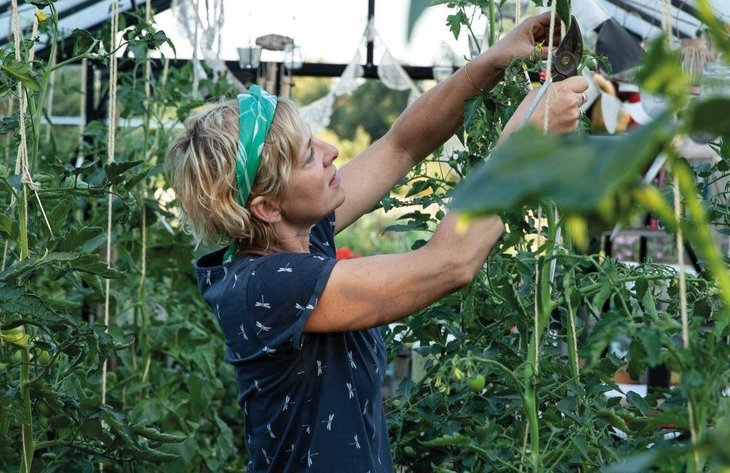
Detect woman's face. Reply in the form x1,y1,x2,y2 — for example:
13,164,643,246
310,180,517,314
278,120,344,227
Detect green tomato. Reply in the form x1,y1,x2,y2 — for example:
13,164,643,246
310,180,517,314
466,375,486,393
35,350,53,366
37,401,50,416
11,349,24,363
403,446,416,457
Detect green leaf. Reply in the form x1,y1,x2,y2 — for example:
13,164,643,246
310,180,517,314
0,286,57,320
636,35,690,110
625,391,650,415
1,57,40,91
638,329,662,366
212,413,236,460
128,41,147,60
0,251,122,284
105,160,143,185
685,98,730,137
48,196,74,230
151,30,168,48
601,449,661,472
56,226,104,252
123,166,151,192
0,212,12,238
450,114,675,215
446,11,468,40
420,432,472,447
581,312,627,363
627,339,647,380
406,0,435,41
694,0,730,59
640,285,658,320
71,29,97,57
556,0,572,27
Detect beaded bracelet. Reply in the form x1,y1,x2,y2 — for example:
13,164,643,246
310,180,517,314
464,62,486,94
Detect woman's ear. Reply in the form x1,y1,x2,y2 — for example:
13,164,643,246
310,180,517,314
249,195,282,224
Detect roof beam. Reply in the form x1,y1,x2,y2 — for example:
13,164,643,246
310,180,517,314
604,0,692,38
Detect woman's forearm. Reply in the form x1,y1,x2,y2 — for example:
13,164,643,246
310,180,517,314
386,47,507,166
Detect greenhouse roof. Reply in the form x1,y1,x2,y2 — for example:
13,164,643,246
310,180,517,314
0,0,171,50
582,0,730,40
0,0,727,63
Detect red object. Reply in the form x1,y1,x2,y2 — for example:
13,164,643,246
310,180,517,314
336,247,362,260
627,91,642,129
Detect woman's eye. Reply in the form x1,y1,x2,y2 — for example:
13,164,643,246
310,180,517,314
306,149,314,162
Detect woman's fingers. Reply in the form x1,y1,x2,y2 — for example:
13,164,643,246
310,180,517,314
562,76,589,93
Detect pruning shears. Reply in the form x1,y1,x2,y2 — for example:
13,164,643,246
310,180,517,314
521,15,583,126
551,15,583,82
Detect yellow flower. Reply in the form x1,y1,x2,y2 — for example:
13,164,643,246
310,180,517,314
35,9,48,23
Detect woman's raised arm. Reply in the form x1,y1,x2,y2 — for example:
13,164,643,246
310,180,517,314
333,13,582,234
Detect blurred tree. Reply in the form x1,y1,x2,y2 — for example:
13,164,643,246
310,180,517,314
291,76,331,105
330,80,410,141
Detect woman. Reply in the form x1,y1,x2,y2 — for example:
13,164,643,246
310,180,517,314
166,12,588,473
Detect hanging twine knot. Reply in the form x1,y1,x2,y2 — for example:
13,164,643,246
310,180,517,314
20,175,39,192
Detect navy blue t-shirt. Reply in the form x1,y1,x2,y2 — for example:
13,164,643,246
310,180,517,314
195,215,393,472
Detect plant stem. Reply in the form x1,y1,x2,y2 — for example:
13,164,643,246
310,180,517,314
563,269,580,380
488,0,496,47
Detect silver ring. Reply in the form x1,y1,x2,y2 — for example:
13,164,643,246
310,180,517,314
580,92,587,104
579,107,585,118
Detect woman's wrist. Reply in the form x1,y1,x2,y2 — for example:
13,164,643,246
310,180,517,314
463,48,506,94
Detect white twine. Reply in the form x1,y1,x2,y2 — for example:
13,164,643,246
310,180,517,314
101,0,120,408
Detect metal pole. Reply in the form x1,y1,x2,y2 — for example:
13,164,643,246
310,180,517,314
366,0,375,67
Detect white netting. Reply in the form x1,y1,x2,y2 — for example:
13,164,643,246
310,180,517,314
171,0,243,94
378,50,413,91
333,49,365,96
299,93,336,135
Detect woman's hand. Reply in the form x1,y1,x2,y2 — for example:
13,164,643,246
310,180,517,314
503,76,589,138
487,12,564,70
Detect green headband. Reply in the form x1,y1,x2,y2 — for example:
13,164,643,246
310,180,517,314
223,85,277,264
235,84,278,206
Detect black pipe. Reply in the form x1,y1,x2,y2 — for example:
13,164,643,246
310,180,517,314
366,0,375,67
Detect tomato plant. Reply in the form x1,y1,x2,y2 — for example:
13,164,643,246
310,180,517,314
385,1,730,472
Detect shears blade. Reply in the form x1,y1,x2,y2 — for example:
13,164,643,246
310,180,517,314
552,15,583,81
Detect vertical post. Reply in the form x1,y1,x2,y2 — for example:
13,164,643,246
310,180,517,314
84,62,96,127
366,0,375,67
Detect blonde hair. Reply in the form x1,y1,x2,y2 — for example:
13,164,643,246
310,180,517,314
165,95,302,249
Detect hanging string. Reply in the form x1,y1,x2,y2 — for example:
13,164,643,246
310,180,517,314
101,0,120,408
531,0,558,376
542,5,557,134
10,12,53,237
514,0,521,25
662,0,673,45
138,0,152,384
673,179,690,348
12,2,29,229
660,0,697,462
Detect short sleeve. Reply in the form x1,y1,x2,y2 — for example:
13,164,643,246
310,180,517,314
242,252,336,355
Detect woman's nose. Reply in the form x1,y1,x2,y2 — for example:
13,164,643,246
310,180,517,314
324,142,339,165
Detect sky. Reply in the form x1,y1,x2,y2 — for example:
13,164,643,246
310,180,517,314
154,0,493,68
